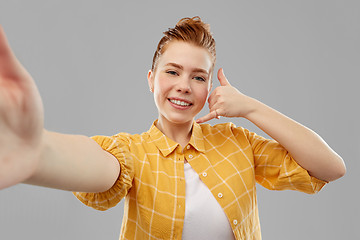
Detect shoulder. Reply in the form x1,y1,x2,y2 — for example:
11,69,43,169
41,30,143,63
91,131,146,149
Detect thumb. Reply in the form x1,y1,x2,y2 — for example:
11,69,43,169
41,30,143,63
217,68,230,86
0,25,13,59
0,25,28,78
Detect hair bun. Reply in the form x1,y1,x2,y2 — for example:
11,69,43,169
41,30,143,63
176,16,211,32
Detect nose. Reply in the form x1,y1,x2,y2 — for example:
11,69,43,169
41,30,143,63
176,77,191,93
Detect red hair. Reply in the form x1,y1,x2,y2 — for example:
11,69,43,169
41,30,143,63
151,16,216,74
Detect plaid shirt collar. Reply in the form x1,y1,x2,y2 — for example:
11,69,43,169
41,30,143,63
148,120,206,157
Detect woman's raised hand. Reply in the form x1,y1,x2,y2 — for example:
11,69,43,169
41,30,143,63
0,25,44,189
196,68,254,123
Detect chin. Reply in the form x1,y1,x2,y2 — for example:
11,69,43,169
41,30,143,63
161,113,195,125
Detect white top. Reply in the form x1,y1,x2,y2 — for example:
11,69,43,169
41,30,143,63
182,162,235,240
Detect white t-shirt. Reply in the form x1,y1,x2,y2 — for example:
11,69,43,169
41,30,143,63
182,162,235,240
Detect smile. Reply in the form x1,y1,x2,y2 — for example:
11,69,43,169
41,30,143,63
168,99,192,106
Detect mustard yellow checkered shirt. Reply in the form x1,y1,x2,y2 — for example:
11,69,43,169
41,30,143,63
74,121,326,239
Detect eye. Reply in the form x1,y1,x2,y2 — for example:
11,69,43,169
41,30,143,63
194,76,206,82
166,70,178,76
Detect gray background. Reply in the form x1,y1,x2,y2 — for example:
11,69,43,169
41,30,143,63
0,0,358,239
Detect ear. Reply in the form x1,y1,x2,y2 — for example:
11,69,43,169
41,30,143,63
147,70,154,92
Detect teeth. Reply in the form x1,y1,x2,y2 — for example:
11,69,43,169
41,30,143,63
170,99,190,106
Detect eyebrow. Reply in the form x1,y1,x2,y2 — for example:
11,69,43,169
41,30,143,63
165,62,209,75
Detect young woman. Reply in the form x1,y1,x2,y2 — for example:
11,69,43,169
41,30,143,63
0,17,345,239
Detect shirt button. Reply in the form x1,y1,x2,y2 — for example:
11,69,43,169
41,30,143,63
188,154,193,159
217,193,223,198
202,172,207,177
186,145,190,149
233,219,238,225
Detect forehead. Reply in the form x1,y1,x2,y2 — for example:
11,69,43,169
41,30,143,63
157,41,212,72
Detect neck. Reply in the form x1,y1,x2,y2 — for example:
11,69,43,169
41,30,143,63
156,117,193,148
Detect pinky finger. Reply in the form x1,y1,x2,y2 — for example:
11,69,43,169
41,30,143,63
196,111,218,124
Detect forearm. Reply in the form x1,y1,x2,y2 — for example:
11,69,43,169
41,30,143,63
245,98,346,182
24,130,120,192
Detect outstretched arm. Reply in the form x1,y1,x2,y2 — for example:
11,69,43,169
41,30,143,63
0,25,119,192
197,68,346,182
25,131,120,192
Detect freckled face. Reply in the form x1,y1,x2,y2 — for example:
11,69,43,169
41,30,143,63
148,41,213,125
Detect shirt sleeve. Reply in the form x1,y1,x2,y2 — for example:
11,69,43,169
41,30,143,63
241,127,327,194
73,133,134,211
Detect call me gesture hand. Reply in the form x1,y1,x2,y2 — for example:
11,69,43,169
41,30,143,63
197,68,345,182
197,68,253,123
0,25,44,189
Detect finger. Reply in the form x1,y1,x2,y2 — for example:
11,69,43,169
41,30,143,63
207,88,216,104
209,103,222,115
0,25,14,59
207,87,221,107
207,91,216,109
196,111,218,124
0,26,28,79
217,68,230,86
208,98,222,114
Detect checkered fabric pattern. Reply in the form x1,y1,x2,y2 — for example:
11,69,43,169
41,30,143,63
74,121,326,240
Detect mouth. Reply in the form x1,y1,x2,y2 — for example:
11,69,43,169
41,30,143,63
168,98,192,108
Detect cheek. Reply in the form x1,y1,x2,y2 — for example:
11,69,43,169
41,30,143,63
154,76,166,93
154,76,172,101
196,88,210,106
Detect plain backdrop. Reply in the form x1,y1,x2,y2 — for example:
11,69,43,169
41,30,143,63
0,1,359,239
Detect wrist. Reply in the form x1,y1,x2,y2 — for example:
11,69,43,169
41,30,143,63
242,96,262,120
23,129,46,183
